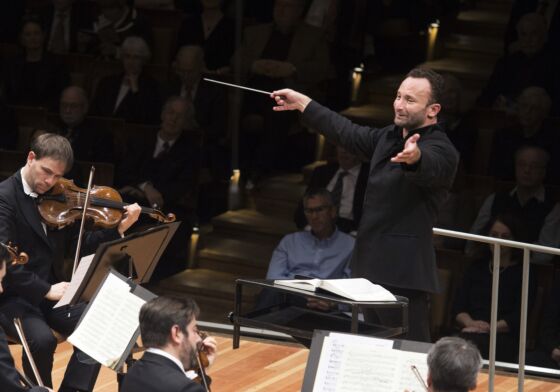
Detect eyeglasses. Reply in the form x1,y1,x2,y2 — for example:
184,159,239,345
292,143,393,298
303,205,332,214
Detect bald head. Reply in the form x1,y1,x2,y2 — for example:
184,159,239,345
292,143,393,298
60,86,89,128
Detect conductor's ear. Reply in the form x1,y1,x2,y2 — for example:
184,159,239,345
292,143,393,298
427,103,441,119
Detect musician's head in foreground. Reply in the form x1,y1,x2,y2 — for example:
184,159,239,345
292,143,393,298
427,337,482,392
139,296,217,369
24,133,73,195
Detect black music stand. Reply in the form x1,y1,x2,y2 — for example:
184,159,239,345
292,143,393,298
70,222,180,305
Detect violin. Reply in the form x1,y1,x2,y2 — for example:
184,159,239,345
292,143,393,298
0,242,29,265
36,178,176,229
190,331,211,391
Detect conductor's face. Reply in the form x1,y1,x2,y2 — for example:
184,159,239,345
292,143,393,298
26,152,66,195
393,77,439,132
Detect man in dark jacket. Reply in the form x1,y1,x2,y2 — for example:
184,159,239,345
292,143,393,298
121,296,217,392
271,68,459,342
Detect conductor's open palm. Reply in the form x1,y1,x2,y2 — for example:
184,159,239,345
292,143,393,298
391,133,422,165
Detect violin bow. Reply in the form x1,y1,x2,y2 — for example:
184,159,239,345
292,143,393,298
72,166,95,277
14,318,44,387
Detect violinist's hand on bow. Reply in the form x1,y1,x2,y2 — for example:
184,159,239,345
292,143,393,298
391,133,422,165
45,282,69,301
271,89,312,113
201,335,218,367
118,203,141,236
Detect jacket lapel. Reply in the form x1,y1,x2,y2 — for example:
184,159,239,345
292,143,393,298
13,172,52,249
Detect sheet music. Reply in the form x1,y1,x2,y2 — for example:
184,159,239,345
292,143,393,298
54,254,95,308
312,333,428,392
68,272,146,369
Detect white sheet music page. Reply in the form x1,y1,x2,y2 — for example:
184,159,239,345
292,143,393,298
312,333,428,392
68,272,146,369
54,254,95,308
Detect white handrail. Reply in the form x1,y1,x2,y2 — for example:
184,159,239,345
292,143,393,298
432,227,560,392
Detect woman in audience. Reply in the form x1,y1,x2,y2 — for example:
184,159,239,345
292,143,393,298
176,0,235,73
2,16,69,108
91,36,161,124
453,213,536,362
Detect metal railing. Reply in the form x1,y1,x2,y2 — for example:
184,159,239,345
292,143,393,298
433,228,560,392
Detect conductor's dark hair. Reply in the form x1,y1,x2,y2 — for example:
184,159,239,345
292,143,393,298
302,187,334,206
406,67,445,105
30,133,74,172
139,296,200,349
428,337,482,392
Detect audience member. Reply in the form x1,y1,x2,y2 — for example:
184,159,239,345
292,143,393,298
41,0,93,54
51,86,114,163
294,146,368,233
504,0,560,53
425,337,482,392
454,214,537,362
84,0,152,59
2,17,70,108
165,46,228,180
477,13,555,110
527,280,560,369
233,0,330,181
438,74,477,174
488,86,557,182
466,146,555,258
176,0,236,73
117,96,201,278
91,36,161,124
532,202,560,264
258,188,353,309
267,188,353,280
121,296,217,392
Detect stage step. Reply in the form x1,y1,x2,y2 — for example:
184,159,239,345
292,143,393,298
211,209,295,243
420,57,494,86
151,268,262,322
454,9,509,37
197,236,274,276
445,33,503,61
251,174,305,217
340,103,394,128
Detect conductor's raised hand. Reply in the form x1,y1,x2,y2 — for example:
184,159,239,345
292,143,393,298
118,203,141,236
391,133,422,165
271,89,312,113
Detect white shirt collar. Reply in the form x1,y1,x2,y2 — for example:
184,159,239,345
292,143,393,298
510,186,546,203
337,163,361,177
20,168,38,198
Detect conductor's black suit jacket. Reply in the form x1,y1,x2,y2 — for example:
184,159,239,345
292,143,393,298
121,352,205,392
0,171,120,307
302,101,459,293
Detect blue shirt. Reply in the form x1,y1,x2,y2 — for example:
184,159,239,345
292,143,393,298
266,229,354,279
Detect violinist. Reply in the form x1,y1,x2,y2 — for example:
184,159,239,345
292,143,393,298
121,296,218,392
0,133,141,392
0,244,52,392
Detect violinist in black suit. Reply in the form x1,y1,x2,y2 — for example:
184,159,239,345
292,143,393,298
0,246,51,392
0,133,141,391
121,296,218,392
294,146,369,233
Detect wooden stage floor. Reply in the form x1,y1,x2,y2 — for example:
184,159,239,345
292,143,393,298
10,335,560,391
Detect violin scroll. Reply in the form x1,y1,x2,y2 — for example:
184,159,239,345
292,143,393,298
0,242,29,265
